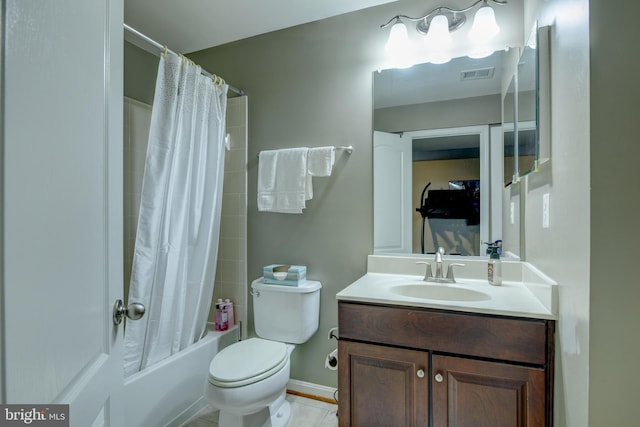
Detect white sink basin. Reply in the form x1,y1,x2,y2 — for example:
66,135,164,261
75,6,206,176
390,283,491,302
336,271,556,319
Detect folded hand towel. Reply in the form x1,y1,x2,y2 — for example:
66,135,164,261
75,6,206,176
257,150,278,211
306,172,313,201
258,148,309,213
308,146,335,177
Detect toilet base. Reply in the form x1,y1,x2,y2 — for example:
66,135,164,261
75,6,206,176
218,391,290,427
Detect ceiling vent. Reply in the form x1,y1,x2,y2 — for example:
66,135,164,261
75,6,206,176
460,67,495,81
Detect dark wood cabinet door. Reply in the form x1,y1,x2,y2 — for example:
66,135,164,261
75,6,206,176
338,340,429,427
432,355,546,427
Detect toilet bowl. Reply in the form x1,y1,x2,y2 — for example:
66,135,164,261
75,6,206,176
205,279,321,427
206,338,294,427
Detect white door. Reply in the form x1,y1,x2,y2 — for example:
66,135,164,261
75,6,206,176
373,131,412,253
2,1,125,425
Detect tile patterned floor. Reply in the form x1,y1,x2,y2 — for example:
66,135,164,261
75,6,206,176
181,394,338,427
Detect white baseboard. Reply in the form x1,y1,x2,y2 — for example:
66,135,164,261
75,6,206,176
166,397,211,427
287,379,337,402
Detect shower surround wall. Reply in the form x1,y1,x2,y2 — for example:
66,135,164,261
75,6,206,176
213,96,249,339
123,95,248,337
123,97,151,293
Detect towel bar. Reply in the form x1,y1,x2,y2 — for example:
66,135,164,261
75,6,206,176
257,145,353,158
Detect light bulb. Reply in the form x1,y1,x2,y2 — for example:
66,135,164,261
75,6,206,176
424,14,451,48
385,21,409,52
423,14,451,65
385,20,415,69
469,5,500,42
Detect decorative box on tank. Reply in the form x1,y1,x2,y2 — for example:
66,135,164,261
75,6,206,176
262,264,307,286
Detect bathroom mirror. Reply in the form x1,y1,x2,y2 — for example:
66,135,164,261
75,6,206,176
373,52,512,257
503,76,516,187
517,25,539,177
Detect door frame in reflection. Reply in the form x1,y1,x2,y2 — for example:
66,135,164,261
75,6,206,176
373,124,506,256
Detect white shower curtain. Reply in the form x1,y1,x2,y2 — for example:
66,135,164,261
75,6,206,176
124,54,228,376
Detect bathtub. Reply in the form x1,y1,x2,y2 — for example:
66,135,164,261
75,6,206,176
124,325,239,427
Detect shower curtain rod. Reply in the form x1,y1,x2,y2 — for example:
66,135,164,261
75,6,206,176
124,23,245,96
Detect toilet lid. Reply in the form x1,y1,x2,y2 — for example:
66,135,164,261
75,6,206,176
208,338,288,388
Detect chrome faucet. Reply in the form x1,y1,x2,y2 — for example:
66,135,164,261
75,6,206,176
434,246,445,279
416,247,465,283
416,261,432,281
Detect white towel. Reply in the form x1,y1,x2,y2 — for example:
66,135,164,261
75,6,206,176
308,146,335,177
258,148,309,213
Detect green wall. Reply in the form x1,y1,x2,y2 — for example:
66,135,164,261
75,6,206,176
589,1,640,425
124,41,157,104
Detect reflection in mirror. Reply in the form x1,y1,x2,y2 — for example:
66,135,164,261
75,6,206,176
408,126,487,256
373,53,508,257
517,25,539,177
503,76,515,187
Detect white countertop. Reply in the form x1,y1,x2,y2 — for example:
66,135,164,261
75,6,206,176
336,272,556,320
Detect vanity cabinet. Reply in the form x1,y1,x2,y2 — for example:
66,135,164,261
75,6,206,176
431,355,546,426
338,340,428,426
338,302,555,426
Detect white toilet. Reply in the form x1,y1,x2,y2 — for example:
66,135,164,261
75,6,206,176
205,278,322,427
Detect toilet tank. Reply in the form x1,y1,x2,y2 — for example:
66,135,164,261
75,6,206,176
251,278,321,344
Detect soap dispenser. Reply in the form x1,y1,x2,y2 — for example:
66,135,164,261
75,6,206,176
486,241,502,286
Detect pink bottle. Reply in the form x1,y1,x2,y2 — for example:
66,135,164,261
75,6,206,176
215,299,224,331
220,303,229,331
225,298,235,327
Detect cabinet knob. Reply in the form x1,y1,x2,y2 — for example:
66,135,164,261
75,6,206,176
435,373,444,383
416,369,425,378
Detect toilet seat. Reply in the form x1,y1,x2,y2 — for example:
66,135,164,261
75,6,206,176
208,338,288,388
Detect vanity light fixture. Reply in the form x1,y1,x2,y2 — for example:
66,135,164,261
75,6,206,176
384,17,415,68
381,0,506,66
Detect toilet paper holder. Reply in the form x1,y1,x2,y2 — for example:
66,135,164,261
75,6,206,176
325,348,338,370
326,327,339,371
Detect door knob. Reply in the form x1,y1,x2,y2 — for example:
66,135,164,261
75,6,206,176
435,373,444,383
417,369,425,378
113,299,145,325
